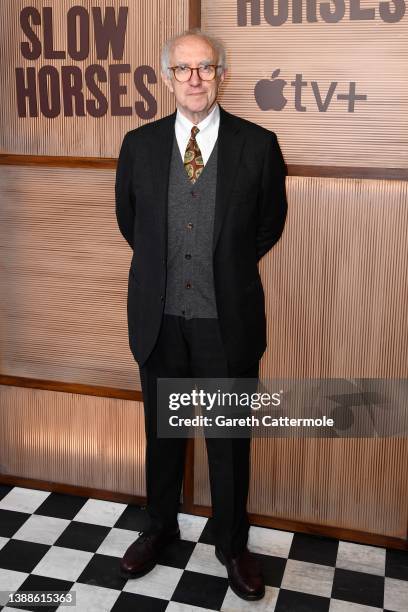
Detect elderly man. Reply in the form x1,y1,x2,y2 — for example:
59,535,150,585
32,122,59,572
115,28,287,601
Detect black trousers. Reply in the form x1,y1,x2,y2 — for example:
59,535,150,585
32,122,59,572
139,314,259,557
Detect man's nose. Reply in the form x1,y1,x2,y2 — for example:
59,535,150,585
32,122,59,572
190,69,202,85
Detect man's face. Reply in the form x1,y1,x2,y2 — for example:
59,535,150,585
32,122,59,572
161,35,226,120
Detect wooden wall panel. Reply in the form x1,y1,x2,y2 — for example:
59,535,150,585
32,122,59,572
202,0,408,169
0,385,146,496
2,384,406,540
0,164,139,389
0,386,408,539
0,0,190,157
259,176,408,378
2,168,406,386
194,436,408,539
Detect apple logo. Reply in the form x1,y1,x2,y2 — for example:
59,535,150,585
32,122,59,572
254,69,287,111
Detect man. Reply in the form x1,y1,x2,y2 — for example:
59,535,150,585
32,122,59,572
115,28,287,601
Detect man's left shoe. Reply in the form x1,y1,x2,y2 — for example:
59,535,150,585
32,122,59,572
215,546,265,601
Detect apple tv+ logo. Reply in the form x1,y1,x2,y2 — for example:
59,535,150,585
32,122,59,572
254,69,367,112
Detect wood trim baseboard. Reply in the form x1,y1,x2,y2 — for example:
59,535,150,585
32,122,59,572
0,474,146,506
1,154,407,181
0,375,143,402
289,164,408,181
189,503,408,551
0,473,406,550
0,154,116,169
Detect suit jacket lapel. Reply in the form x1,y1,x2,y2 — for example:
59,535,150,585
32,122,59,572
212,104,244,253
149,110,176,253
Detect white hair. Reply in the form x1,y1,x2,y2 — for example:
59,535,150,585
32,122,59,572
160,28,227,78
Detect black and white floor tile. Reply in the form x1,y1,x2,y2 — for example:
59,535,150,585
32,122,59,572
0,485,407,611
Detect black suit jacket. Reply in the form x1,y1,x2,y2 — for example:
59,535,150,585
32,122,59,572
115,104,288,371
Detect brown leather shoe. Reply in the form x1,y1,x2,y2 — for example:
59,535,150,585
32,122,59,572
119,527,180,578
215,546,265,600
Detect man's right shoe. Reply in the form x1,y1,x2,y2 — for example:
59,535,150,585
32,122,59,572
119,526,180,578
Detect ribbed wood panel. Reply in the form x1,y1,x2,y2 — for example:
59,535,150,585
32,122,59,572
260,176,408,378
1,384,406,539
0,164,139,389
0,385,146,495
1,169,407,384
202,0,408,168
0,0,189,156
194,436,408,538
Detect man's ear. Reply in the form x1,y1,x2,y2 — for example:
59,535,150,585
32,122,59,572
219,67,228,84
161,71,174,94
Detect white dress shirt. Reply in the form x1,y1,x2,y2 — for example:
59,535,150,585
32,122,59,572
175,103,220,165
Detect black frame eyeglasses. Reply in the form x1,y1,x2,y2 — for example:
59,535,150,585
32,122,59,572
168,64,222,82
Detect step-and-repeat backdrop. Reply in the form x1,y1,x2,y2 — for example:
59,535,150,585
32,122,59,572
202,0,408,169
1,1,407,541
1,0,407,167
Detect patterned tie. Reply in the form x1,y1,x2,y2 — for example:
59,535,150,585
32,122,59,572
184,126,204,183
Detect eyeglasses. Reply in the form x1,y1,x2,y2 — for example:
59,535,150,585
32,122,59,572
168,64,222,82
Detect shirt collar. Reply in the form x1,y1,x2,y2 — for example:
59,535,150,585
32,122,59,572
176,102,219,135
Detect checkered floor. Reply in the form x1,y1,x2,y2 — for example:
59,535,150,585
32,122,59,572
0,485,407,611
